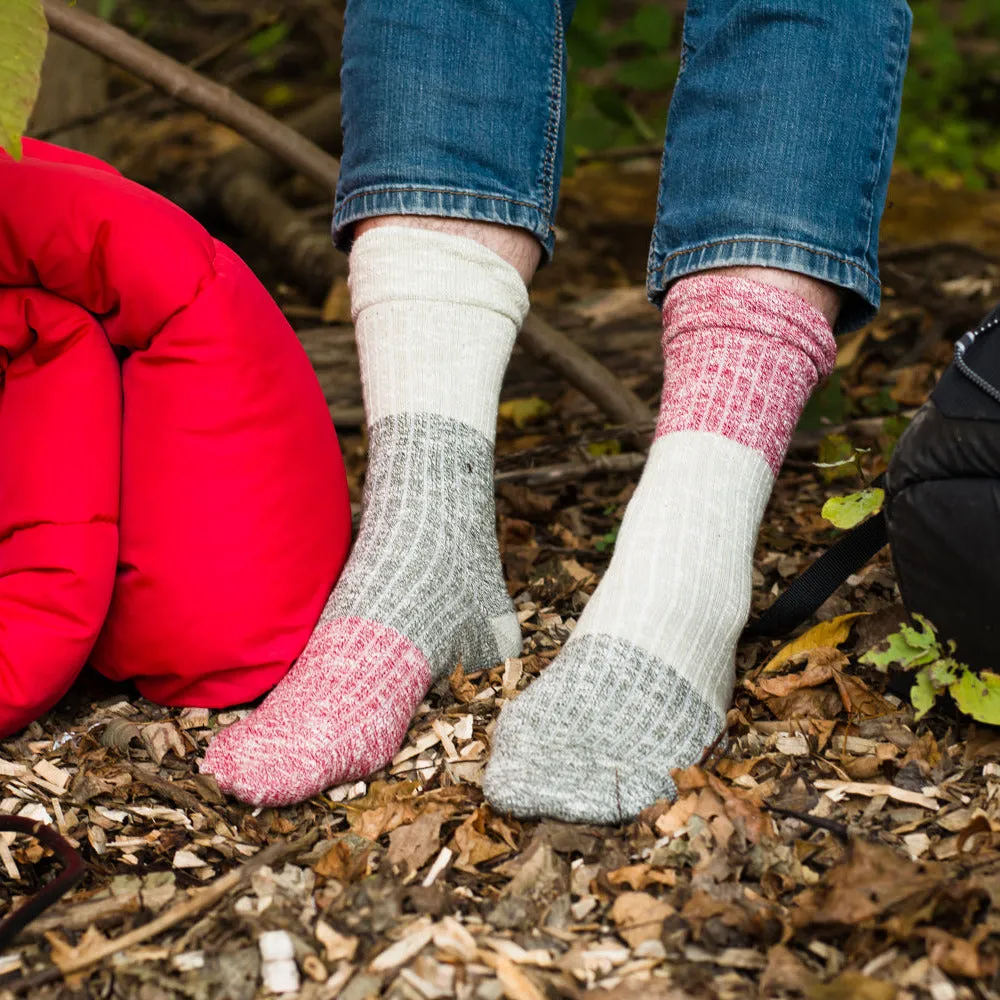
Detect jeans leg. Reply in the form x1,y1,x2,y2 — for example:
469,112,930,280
647,0,912,331
334,0,576,259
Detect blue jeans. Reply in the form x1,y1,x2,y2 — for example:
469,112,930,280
333,0,911,332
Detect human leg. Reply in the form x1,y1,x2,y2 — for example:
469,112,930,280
203,0,574,805
485,0,911,822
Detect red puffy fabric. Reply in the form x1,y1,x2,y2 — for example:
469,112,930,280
0,140,352,736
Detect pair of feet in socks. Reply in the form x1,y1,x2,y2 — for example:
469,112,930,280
201,228,836,824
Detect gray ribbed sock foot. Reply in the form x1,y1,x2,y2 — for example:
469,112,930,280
484,634,722,823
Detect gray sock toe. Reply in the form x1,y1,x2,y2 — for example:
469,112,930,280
484,634,723,824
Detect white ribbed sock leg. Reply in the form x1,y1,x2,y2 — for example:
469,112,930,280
203,227,529,806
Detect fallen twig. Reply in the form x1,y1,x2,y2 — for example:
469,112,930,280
31,17,265,141
494,451,646,487
6,830,318,991
764,804,849,840
787,408,919,456
41,0,340,191
0,817,86,951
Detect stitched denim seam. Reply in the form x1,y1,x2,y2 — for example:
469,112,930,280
677,1,695,77
540,1,565,222
861,3,909,262
650,235,877,285
337,185,556,234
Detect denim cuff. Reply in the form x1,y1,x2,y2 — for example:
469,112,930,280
332,186,557,260
646,235,880,333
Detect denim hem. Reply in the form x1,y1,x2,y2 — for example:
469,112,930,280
646,236,879,333
332,186,557,258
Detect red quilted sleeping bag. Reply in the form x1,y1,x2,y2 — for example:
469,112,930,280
0,139,352,737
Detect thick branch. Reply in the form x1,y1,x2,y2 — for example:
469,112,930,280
519,314,655,431
41,0,340,191
208,94,346,294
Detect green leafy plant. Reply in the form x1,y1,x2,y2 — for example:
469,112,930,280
0,0,47,159
814,434,885,530
862,615,1000,723
897,0,1000,188
564,0,677,170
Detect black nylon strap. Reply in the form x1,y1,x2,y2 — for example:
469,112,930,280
746,499,888,638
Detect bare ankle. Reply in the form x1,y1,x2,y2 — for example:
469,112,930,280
354,215,542,285
709,266,841,327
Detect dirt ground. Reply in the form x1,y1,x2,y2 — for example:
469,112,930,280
5,3,1000,998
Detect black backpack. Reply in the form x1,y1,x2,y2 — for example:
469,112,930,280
749,300,1000,670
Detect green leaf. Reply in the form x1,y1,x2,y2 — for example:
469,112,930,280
587,439,622,457
910,667,938,720
592,87,634,127
910,667,938,719
928,657,960,687
861,614,940,671
567,22,609,68
821,488,885,530
881,414,911,460
797,372,847,430
0,0,47,160
262,83,296,109
595,525,619,553
498,397,551,429
950,669,1000,725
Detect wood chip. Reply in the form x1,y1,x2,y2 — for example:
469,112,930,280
369,922,434,972
814,779,941,810
422,847,453,887
33,759,69,789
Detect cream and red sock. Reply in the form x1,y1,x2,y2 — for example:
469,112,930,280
202,227,528,806
485,273,837,823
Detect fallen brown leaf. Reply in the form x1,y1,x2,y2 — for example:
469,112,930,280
312,839,371,882
450,806,513,872
923,926,996,978
337,780,422,840
831,671,896,719
610,891,675,947
760,944,816,996
793,840,940,927
449,662,477,704
605,863,677,891
386,809,446,874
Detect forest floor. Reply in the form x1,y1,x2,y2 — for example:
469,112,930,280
4,3,1000,999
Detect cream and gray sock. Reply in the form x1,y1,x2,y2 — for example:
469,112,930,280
484,274,837,823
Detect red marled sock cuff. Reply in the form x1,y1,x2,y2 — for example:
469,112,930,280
657,273,837,476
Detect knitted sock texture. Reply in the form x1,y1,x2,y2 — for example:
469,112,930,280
485,274,836,823
202,227,529,806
